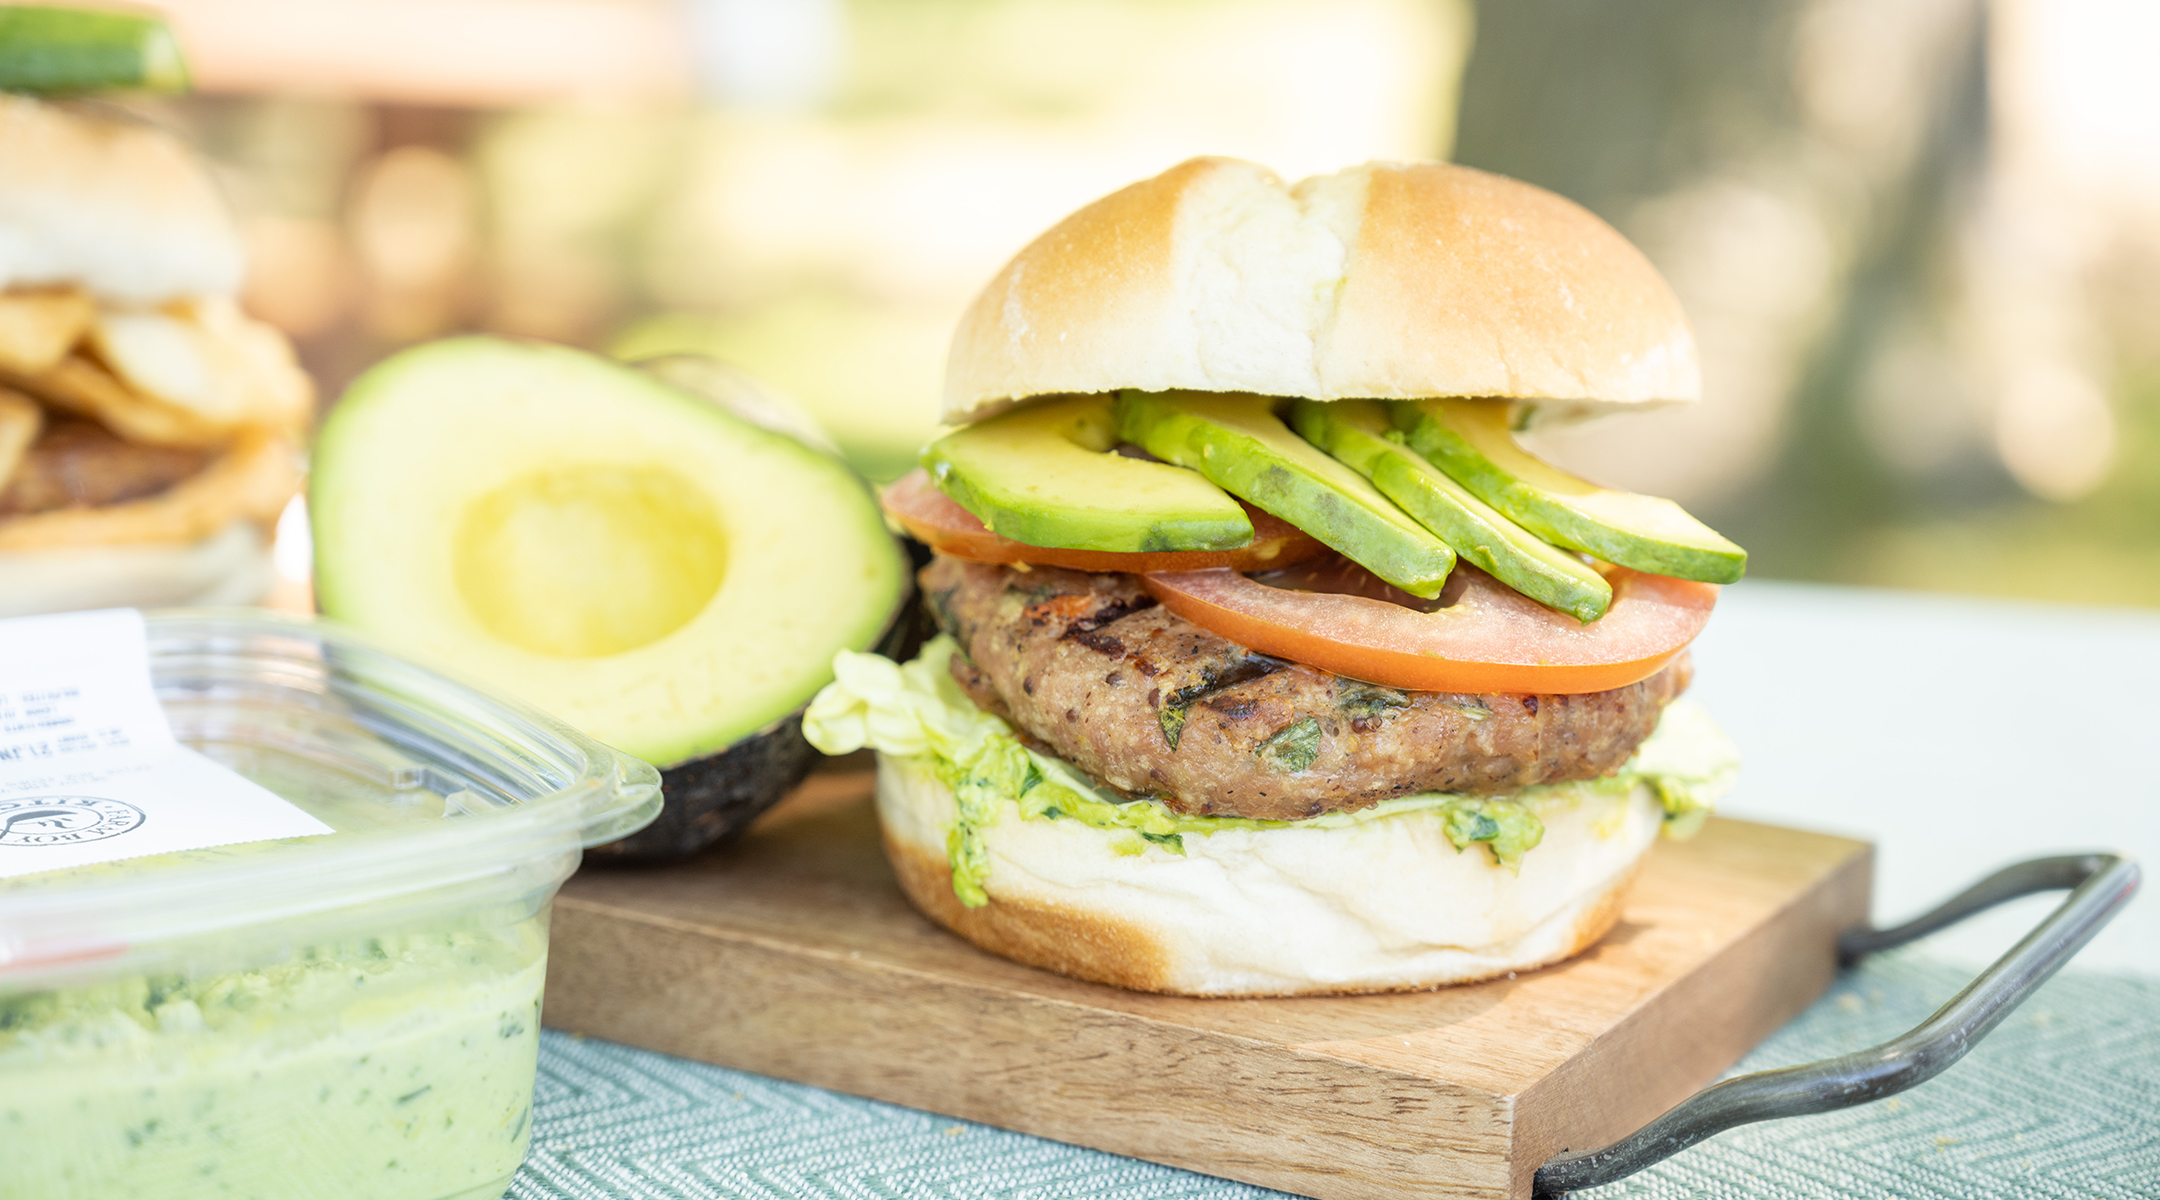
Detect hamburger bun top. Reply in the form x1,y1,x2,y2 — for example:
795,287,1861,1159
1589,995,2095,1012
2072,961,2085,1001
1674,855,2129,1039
944,157,1699,426
0,96,245,306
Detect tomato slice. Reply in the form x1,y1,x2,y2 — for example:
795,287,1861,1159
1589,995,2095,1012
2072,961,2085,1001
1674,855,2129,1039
1142,561,1717,694
883,468,1328,573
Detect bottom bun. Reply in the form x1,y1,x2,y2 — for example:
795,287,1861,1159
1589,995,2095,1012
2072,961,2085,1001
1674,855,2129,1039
0,520,273,618
876,755,1660,996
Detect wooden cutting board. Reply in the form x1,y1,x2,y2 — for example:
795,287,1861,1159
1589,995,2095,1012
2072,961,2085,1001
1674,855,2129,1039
543,772,1871,1200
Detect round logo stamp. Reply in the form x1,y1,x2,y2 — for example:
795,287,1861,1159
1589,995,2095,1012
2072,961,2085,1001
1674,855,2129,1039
0,796,147,847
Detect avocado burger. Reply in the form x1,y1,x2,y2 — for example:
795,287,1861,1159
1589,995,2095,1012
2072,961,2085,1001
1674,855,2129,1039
805,157,1743,996
0,96,311,617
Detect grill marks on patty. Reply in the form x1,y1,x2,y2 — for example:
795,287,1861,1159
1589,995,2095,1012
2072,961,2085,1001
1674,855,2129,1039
923,553,1690,822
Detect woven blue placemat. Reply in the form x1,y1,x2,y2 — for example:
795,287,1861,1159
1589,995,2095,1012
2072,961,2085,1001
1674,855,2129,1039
509,953,2159,1199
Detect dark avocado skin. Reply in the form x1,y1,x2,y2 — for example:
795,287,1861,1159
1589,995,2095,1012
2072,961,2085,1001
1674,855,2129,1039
586,710,822,860
585,535,931,861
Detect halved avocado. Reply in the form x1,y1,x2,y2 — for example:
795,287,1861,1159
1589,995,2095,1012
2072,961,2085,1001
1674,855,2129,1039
312,339,908,857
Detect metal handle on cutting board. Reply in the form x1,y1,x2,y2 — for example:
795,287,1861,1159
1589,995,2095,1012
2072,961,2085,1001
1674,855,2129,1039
1532,852,2141,1199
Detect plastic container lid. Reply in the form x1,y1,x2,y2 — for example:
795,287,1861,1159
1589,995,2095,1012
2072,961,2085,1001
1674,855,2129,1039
0,609,663,986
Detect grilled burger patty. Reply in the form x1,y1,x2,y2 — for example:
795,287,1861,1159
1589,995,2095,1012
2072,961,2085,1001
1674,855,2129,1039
0,419,210,516
923,553,1690,821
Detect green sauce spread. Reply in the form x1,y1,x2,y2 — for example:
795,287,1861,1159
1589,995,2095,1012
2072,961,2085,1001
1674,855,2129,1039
0,921,545,1200
804,637,1740,907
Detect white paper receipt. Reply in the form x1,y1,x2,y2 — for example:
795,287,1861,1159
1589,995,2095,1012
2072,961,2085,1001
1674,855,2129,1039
0,609,332,879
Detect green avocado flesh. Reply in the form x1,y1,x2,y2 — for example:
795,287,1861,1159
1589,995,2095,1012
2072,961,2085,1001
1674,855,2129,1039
922,394,1251,552
1115,389,1456,597
1395,399,1747,584
1292,400,1614,622
0,7,188,93
312,337,907,767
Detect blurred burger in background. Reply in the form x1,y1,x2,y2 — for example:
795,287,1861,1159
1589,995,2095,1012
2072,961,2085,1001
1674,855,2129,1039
0,95,309,617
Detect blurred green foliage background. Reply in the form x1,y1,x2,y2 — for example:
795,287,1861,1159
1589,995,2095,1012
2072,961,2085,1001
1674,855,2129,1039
150,0,2159,607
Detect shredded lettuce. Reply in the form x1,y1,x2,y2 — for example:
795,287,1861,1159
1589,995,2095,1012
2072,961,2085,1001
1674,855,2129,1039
801,638,1026,906
804,637,1738,907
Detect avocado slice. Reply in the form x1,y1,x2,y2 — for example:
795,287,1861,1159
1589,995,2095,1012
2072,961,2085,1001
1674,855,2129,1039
923,394,1252,553
1395,398,1747,584
1292,399,1613,622
1115,389,1456,598
0,7,188,93
312,338,909,779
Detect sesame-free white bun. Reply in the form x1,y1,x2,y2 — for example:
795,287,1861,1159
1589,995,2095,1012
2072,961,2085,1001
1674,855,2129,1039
0,427,299,616
0,100,303,618
945,157,1699,427
0,426,300,551
0,97,245,306
0,520,273,619
876,755,1660,996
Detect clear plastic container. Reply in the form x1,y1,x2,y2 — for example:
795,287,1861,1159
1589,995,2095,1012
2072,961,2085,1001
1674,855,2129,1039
0,610,661,1200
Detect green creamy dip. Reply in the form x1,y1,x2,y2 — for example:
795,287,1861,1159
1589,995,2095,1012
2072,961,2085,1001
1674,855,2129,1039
804,636,1740,906
0,763,556,1200
0,921,545,1200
